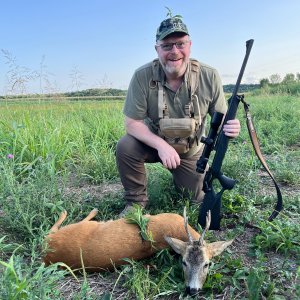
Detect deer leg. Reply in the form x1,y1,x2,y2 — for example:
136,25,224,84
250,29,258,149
81,208,98,221
49,211,67,233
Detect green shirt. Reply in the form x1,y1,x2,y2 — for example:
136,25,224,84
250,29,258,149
123,59,227,157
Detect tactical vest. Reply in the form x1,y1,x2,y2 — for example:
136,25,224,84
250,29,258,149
150,59,202,154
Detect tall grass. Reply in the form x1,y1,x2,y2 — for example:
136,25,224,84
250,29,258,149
0,100,124,182
236,94,300,151
0,95,299,299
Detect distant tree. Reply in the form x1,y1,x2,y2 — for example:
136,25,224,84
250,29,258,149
269,74,281,84
259,78,270,87
296,72,300,82
223,84,259,93
282,73,295,84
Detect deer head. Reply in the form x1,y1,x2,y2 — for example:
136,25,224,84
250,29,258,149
164,208,233,296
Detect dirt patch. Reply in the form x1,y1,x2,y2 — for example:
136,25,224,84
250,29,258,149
289,142,300,150
257,169,300,198
214,226,258,268
57,273,131,299
62,182,123,201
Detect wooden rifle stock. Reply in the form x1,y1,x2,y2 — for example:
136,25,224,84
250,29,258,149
197,39,254,230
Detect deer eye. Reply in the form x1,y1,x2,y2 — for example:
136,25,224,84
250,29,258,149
182,260,187,267
204,263,209,268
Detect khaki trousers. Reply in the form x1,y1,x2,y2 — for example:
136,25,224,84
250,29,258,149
116,134,206,206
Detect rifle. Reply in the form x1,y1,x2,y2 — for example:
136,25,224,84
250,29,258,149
197,39,282,230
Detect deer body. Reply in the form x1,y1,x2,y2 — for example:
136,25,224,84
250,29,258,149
44,208,233,296
43,209,200,271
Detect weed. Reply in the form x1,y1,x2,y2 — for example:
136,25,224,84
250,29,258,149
246,267,267,300
124,204,155,243
253,217,300,257
120,259,156,299
0,253,67,299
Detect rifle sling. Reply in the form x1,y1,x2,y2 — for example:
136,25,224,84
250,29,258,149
242,100,283,221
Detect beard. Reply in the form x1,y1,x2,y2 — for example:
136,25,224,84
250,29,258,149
159,57,188,79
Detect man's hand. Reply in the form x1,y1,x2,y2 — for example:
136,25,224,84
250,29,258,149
157,144,180,169
125,116,180,169
223,119,240,138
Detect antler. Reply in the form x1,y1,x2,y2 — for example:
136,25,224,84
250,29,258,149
183,207,194,243
199,210,211,246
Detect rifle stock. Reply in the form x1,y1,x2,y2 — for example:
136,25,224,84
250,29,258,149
197,39,254,230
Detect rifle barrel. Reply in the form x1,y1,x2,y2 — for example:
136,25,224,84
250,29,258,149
212,39,254,174
231,39,254,98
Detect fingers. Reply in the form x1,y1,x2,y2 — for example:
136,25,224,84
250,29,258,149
162,155,181,169
223,119,241,138
158,144,181,169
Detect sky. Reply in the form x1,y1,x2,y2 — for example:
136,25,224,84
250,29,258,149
1,0,300,95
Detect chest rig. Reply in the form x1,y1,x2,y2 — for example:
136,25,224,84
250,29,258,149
151,59,202,154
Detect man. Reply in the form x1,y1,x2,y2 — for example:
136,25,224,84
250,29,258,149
116,16,240,216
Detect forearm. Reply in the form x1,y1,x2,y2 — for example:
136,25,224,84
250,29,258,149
124,117,180,169
125,117,168,150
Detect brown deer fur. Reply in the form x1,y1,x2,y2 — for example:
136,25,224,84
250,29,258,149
43,209,200,271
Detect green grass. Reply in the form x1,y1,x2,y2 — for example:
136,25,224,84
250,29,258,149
0,95,299,299
0,100,123,182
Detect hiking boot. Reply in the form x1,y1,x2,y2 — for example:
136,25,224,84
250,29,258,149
118,202,146,218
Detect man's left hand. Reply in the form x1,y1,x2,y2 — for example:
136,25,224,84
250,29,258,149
223,119,240,138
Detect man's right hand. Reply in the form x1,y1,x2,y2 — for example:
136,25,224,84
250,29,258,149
157,143,181,169
125,116,181,169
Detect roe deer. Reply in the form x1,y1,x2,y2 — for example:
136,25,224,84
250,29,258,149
43,208,200,271
43,208,233,295
165,209,233,296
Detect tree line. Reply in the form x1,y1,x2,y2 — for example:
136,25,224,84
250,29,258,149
259,72,300,95
1,49,299,98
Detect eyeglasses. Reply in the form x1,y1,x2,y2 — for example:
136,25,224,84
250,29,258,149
156,41,190,52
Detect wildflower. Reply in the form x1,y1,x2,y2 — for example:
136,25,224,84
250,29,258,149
7,154,14,159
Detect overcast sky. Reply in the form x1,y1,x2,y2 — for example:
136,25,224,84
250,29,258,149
1,0,299,94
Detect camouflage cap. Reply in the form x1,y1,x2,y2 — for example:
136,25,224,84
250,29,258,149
156,17,189,41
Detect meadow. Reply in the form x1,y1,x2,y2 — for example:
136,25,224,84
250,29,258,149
0,94,299,299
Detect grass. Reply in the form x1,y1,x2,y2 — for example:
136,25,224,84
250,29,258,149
0,100,123,181
0,94,299,299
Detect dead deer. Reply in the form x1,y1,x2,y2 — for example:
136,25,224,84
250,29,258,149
165,209,233,296
43,208,200,271
43,208,233,296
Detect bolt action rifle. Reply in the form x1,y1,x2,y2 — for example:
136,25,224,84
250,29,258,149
197,39,282,230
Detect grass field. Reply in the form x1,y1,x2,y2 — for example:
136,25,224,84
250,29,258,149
0,94,299,299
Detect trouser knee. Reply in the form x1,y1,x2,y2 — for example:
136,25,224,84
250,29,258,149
116,135,135,160
116,135,149,204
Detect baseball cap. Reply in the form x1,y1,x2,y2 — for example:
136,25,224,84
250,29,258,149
156,17,189,41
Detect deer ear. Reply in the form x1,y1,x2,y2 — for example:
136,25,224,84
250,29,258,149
164,236,187,255
206,239,234,258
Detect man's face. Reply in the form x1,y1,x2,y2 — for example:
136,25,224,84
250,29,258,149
155,34,191,79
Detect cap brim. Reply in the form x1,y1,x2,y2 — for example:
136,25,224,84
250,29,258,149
158,29,189,40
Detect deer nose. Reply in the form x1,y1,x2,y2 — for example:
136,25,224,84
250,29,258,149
186,286,200,296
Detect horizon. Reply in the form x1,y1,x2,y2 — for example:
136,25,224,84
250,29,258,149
1,82,264,98
1,1,300,95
